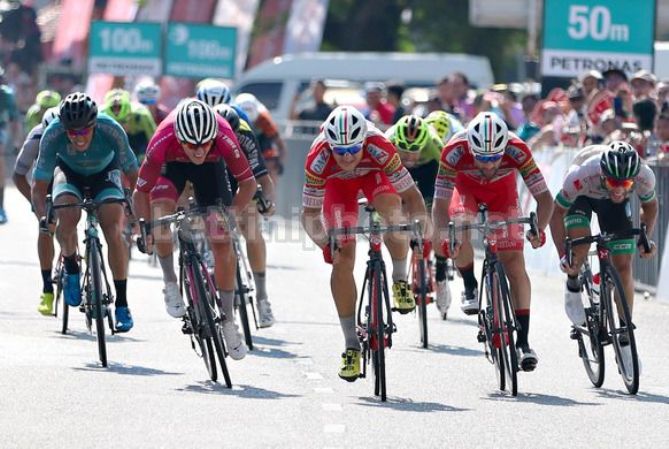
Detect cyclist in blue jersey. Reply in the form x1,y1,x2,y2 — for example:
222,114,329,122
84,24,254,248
31,93,139,332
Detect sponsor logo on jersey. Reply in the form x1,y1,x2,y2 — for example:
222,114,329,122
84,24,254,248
573,179,583,191
367,144,389,164
136,177,147,188
310,149,330,174
106,169,123,189
305,171,325,187
222,135,241,158
384,153,402,174
445,145,465,167
506,145,528,164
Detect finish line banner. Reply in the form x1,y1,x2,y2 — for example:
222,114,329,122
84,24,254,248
541,0,655,78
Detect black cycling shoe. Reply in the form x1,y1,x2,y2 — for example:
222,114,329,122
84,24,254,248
517,345,538,372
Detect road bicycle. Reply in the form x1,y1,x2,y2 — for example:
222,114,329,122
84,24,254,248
140,206,232,387
329,202,421,401
448,204,537,396
566,225,649,395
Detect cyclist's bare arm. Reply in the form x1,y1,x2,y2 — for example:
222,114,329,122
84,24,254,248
31,180,50,219
640,198,658,236
399,184,429,237
257,173,275,203
549,201,569,257
431,196,451,257
301,206,328,248
533,190,554,232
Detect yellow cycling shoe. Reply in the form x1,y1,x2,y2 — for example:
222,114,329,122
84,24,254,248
37,292,55,316
392,280,416,314
338,348,361,382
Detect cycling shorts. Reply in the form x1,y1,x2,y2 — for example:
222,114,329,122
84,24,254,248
565,196,635,255
150,161,232,208
323,171,397,245
53,160,124,202
407,159,438,210
448,173,524,251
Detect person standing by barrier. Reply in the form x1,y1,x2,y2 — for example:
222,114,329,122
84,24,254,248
0,66,23,224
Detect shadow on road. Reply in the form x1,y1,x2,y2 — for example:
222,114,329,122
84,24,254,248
247,335,301,359
73,362,182,376
53,329,145,343
177,382,300,399
400,343,483,357
357,396,469,412
484,391,601,406
442,316,479,328
594,388,669,404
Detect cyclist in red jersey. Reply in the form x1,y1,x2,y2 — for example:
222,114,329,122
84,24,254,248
300,106,427,381
133,99,256,360
432,112,554,371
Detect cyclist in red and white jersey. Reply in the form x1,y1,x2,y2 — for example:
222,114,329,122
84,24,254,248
301,106,427,381
133,99,256,360
432,112,554,371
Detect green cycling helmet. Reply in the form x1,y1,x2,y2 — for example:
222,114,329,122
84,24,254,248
102,88,132,122
395,114,429,152
36,90,62,109
425,110,451,141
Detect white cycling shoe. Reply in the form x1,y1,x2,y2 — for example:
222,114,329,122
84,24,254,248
564,288,585,326
257,299,275,328
163,282,186,318
436,280,452,320
222,320,248,360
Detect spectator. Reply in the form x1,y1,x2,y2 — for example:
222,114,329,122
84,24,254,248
630,70,657,100
603,68,628,94
291,79,332,122
632,98,657,133
363,82,394,126
646,113,669,158
498,87,524,130
436,76,454,114
656,80,669,114
386,82,406,123
516,94,541,142
563,85,587,146
0,65,22,224
527,100,564,150
578,70,602,100
449,71,476,121
594,109,621,144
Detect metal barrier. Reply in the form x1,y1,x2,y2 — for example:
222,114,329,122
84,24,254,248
631,161,669,292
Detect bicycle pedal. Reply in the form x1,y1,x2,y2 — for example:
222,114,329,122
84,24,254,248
477,331,486,343
569,328,580,340
181,322,193,335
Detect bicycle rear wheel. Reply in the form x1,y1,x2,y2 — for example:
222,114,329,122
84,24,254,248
493,263,517,396
603,265,639,394
370,265,387,401
413,256,429,349
89,242,108,368
235,263,254,350
481,263,504,392
194,261,232,388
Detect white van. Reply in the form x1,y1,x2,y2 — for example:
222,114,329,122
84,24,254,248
233,52,494,120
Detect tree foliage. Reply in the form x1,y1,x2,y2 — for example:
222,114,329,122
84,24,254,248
322,0,527,81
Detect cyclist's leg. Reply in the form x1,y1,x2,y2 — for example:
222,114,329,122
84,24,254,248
323,177,360,350
37,181,56,313
447,187,477,311
593,198,635,314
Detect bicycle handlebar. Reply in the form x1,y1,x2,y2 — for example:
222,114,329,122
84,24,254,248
565,225,650,267
327,220,423,255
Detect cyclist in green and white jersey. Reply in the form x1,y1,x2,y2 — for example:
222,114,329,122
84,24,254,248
385,114,452,317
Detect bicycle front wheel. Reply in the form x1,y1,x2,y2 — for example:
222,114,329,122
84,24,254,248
603,265,639,394
89,242,108,368
370,265,387,401
194,261,232,388
413,256,429,349
183,264,217,382
577,273,605,387
493,263,518,396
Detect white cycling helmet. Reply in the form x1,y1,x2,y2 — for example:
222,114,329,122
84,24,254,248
466,112,509,156
234,93,261,122
41,106,60,128
196,80,231,107
323,106,367,147
134,80,161,106
174,99,218,145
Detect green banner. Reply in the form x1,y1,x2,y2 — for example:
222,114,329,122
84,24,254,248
542,0,656,77
165,23,237,79
88,21,162,76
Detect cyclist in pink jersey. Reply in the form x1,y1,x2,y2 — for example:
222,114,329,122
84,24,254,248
133,99,256,360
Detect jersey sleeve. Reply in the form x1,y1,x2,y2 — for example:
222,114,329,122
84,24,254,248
507,137,548,196
238,119,268,178
635,164,656,203
33,121,61,182
13,125,42,176
136,127,169,193
434,139,462,202
216,117,254,183
301,137,328,209
555,167,586,209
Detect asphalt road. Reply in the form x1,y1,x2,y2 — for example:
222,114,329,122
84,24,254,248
1,186,668,449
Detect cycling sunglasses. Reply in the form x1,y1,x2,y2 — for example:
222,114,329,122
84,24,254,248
182,140,214,152
332,143,363,156
66,126,93,138
398,142,422,153
603,177,634,190
474,153,503,163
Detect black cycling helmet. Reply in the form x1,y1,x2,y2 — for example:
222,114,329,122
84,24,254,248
59,92,98,130
600,141,641,180
213,103,240,132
